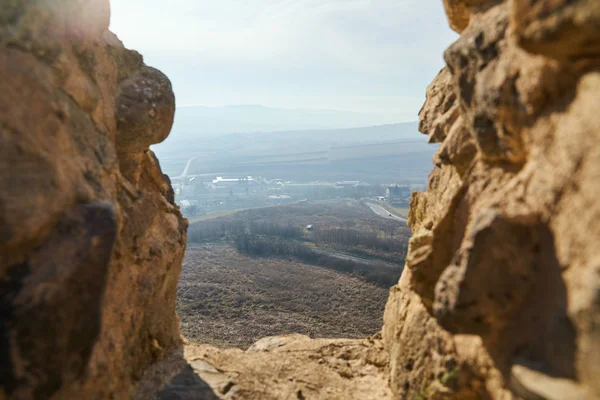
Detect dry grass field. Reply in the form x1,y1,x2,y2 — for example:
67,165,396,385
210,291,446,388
216,200,406,234
187,200,411,265
178,245,390,349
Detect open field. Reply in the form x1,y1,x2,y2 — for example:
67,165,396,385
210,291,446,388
190,200,409,241
178,245,390,349
188,200,411,266
179,201,409,348
186,207,273,224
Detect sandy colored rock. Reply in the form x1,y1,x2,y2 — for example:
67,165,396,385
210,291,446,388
511,0,600,61
2,0,599,399
0,1,186,398
418,68,460,144
137,335,392,400
116,66,175,153
442,0,498,33
384,0,600,399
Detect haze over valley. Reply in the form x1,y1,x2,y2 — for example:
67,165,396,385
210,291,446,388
154,105,434,188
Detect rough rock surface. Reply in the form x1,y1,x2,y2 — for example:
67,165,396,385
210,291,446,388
383,0,600,399
2,0,599,399
136,335,391,400
0,1,186,398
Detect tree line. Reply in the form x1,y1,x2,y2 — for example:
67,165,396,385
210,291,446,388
233,233,401,287
312,227,407,253
188,219,406,254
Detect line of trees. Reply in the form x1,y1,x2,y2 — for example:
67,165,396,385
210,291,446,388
249,220,303,239
188,220,406,254
311,227,407,253
188,220,247,242
233,233,401,287
188,219,303,243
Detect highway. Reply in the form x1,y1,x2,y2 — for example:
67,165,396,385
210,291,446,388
312,247,401,270
171,156,204,181
365,202,407,223
180,156,197,178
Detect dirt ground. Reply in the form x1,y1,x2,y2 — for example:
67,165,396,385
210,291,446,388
177,245,390,349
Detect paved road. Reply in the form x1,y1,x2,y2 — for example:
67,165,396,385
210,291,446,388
181,157,198,178
198,243,402,270
169,157,198,181
365,202,407,223
312,248,401,270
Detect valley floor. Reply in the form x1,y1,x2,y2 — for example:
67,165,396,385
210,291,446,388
178,245,389,349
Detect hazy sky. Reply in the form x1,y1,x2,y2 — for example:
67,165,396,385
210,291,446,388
110,0,457,121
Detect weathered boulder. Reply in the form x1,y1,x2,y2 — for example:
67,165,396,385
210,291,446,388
136,335,392,400
383,0,600,399
0,1,186,398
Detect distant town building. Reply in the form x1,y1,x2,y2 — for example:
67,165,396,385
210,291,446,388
210,176,256,186
334,181,369,189
178,200,197,208
386,185,411,204
178,200,205,216
180,185,195,198
208,176,257,194
284,182,334,189
268,195,292,200
268,179,285,186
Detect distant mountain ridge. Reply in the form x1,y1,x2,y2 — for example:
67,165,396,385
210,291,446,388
169,104,409,140
155,121,422,156
151,106,431,183
152,120,433,183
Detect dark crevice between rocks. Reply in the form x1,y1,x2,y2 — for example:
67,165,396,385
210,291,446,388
434,215,576,381
0,202,117,399
136,347,220,400
410,180,469,311
0,260,31,395
156,364,220,400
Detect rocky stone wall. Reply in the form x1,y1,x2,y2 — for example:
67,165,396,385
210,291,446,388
1,0,598,399
383,0,600,398
0,1,186,398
